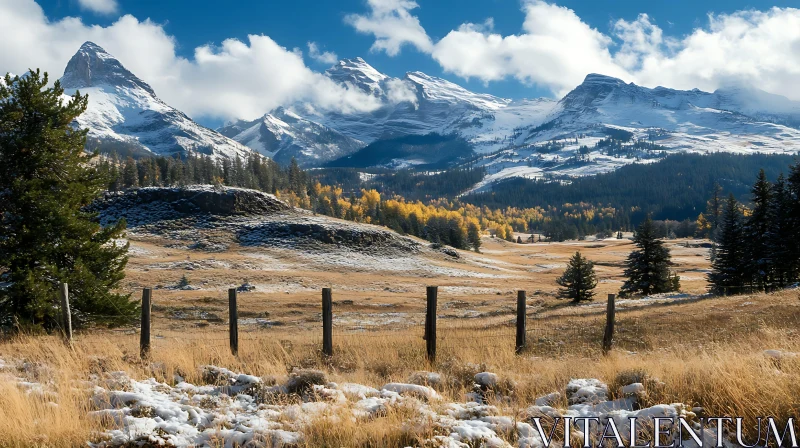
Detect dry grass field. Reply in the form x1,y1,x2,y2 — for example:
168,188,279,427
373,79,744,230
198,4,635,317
1,234,798,447
118,233,713,334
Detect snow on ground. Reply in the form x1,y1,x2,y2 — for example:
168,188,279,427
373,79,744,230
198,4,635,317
295,250,523,279
0,356,751,447
584,292,702,310
74,366,716,447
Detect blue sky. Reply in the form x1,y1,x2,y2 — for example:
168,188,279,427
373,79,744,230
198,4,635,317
32,0,800,100
5,0,800,126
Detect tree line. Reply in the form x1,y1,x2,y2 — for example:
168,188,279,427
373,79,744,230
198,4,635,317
707,165,800,294
465,152,798,235
96,152,307,195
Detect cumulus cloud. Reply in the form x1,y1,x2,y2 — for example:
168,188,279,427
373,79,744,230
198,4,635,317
432,1,629,96
614,8,800,97
347,0,800,100
307,42,339,65
77,0,118,15
345,0,433,56
0,0,381,121
385,78,418,107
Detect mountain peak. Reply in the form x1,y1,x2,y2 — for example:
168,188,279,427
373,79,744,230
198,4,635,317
60,41,155,95
581,73,626,86
78,41,108,54
326,57,387,94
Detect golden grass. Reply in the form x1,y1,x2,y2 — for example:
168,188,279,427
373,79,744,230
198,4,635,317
0,289,798,446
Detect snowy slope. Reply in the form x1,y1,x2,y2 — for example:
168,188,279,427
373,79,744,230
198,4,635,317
60,42,253,160
218,56,800,179
326,57,388,96
461,74,800,192
299,63,800,188
218,107,365,166
317,60,533,145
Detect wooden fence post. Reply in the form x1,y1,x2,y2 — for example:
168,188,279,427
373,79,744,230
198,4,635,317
322,288,333,357
59,283,72,345
425,286,438,363
140,288,152,359
602,293,615,355
229,288,239,357
515,290,526,354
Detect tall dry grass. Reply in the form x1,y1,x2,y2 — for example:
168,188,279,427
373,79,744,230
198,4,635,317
0,290,798,446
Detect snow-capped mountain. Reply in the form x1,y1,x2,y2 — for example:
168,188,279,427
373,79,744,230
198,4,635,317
317,59,533,145
60,42,253,160
217,107,365,166
222,57,556,166
325,57,388,96
461,73,800,192
236,58,800,181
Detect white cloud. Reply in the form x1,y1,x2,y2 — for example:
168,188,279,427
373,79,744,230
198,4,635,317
77,0,118,15
385,78,418,107
347,0,800,100
431,1,629,96
0,0,380,121
614,8,800,97
307,42,339,65
345,0,433,56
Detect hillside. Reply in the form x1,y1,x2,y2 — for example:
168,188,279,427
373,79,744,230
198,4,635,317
464,152,800,222
325,133,473,169
91,186,422,255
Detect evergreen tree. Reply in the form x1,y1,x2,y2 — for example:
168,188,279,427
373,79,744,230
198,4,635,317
288,157,305,194
744,169,772,291
708,195,747,295
766,175,794,288
467,221,481,252
705,182,724,240
0,71,136,328
556,252,597,303
620,216,676,296
787,162,800,282
122,157,138,188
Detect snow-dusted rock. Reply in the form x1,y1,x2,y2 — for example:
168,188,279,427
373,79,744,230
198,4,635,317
474,372,498,388
565,378,609,405
534,392,561,406
381,382,439,401
622,382,646,397
408,371,443,389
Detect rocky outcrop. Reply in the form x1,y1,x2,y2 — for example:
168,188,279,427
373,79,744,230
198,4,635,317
237,216,421,255
91,186,421,255
90,186,290,227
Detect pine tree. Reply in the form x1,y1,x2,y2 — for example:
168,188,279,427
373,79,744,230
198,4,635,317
467,221,481,252
708,195,747,295
787,162,800,283
705,183,723,240
620,216,676,296
288,157,305,194
744,170,772,291
556,251,597,303
0,71,136,328
766,175,794,288
122,157,138,188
